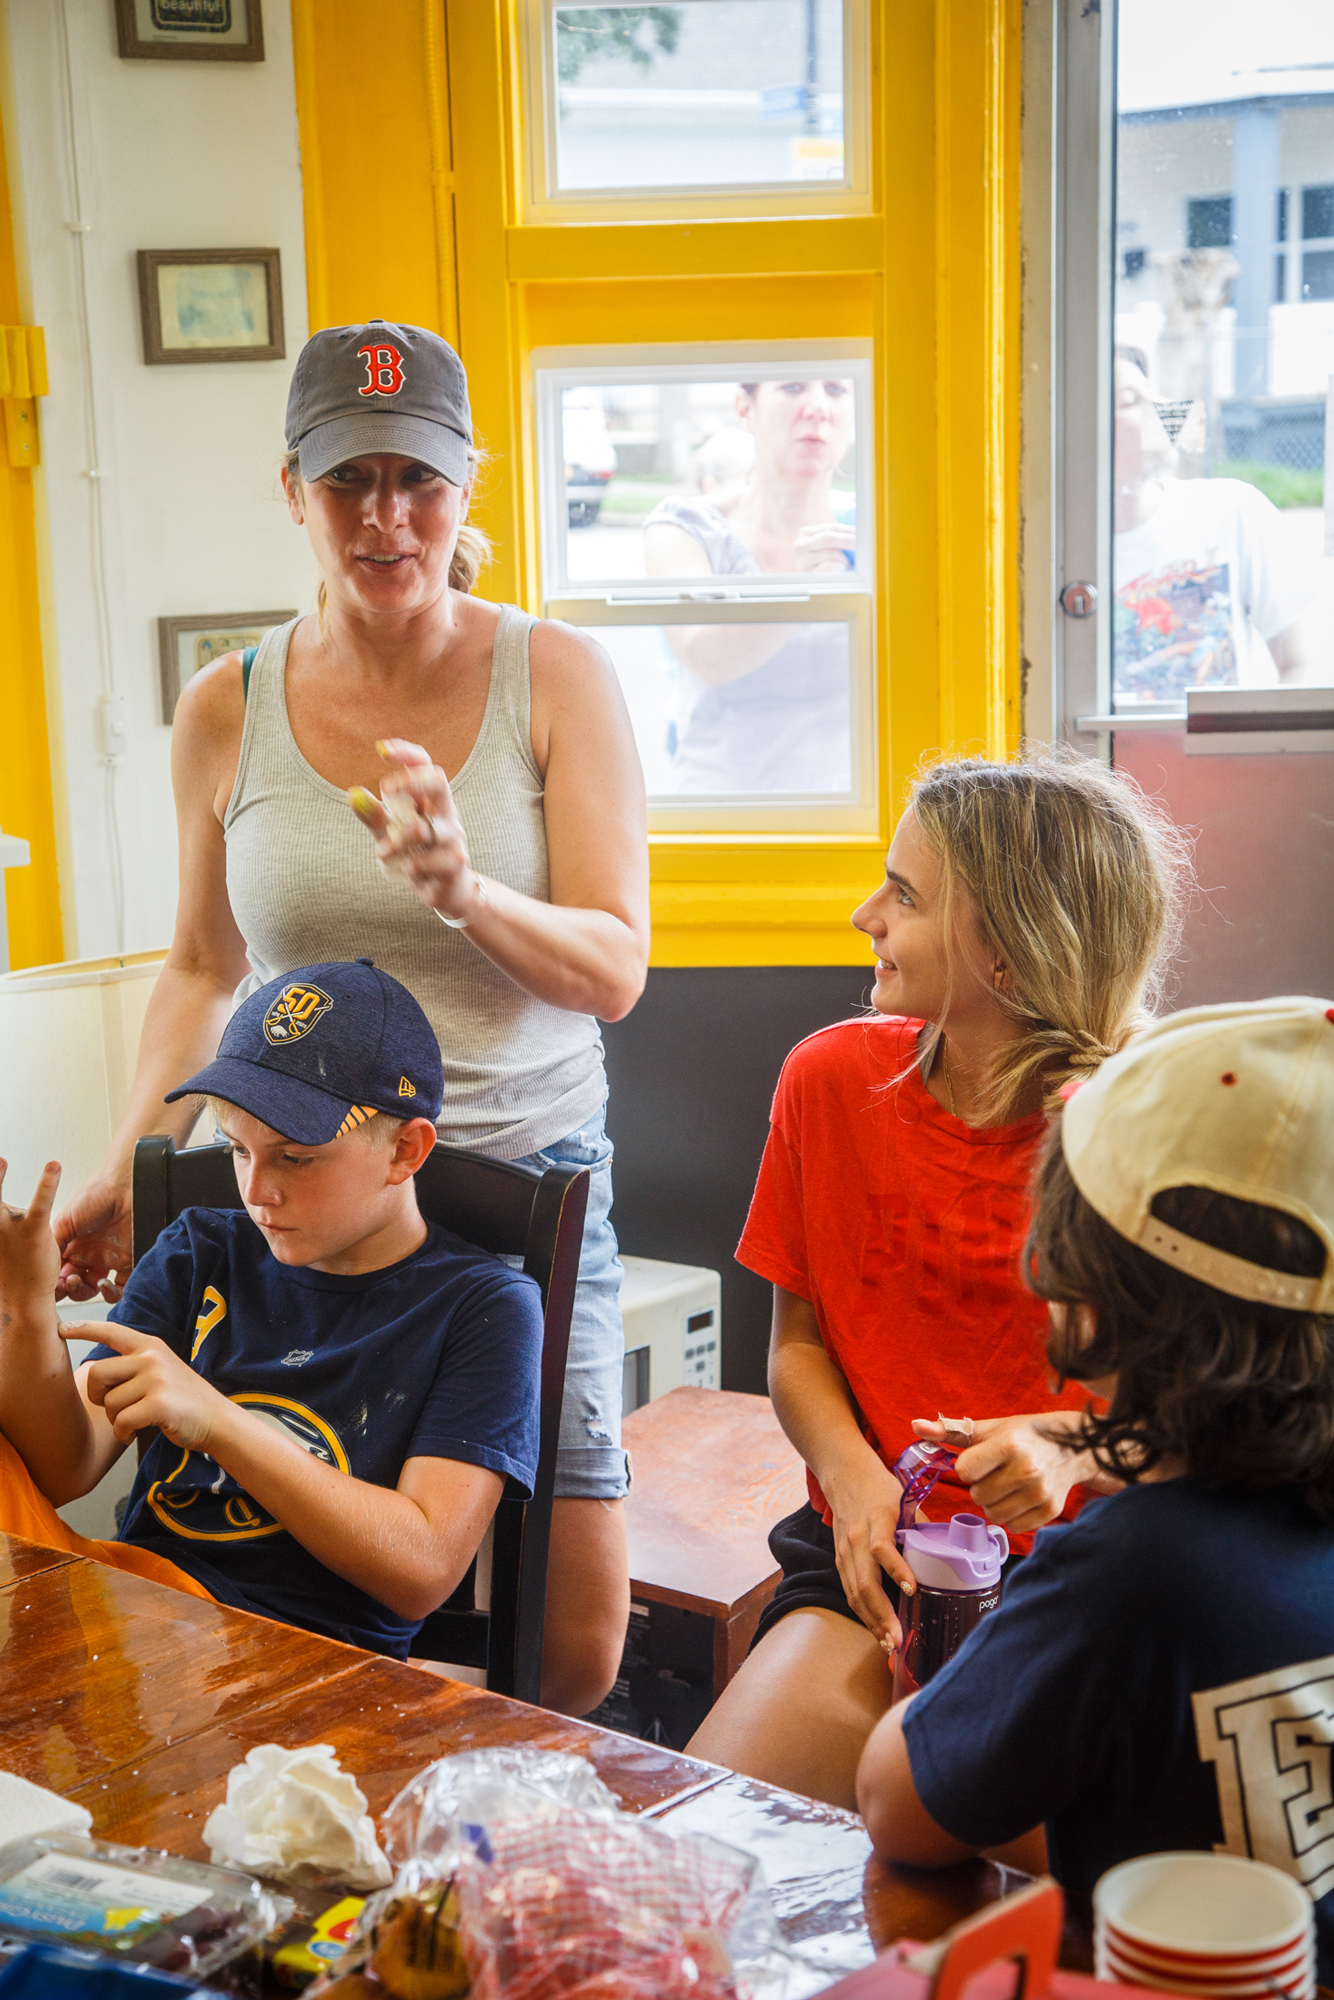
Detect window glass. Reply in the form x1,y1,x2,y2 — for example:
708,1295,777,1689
1113,0,1334,708
538,346,874,824
583,615,855,799
551,0,845,194
541,358,870,591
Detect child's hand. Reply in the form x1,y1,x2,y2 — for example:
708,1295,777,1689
913,1412,1085,1533
825,1459,919,1655
0,1159,62,1309
62,1321,225,1452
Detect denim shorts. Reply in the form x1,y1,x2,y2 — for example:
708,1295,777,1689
506,1108,629,1502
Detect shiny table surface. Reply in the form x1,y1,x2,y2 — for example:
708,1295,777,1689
0,1533,1039,1988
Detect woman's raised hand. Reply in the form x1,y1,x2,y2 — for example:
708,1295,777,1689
348,738,484,928
52,1168,132,1303
792,521,856,573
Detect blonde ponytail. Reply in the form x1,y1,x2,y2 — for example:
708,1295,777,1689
909,751,1192,1122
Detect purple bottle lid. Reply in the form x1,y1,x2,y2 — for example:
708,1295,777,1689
897,1511,1009,1592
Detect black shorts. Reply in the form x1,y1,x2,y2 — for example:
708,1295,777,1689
751,1500,895,1650
751,1500,1023,1653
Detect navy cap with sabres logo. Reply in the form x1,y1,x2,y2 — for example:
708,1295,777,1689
286,319,473,487
166,959,444,1145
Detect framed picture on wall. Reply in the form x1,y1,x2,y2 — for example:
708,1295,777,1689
115,0,264,62
137,248,284,365
158,611,296,720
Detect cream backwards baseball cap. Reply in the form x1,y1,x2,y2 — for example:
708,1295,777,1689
1061,997,1334,1314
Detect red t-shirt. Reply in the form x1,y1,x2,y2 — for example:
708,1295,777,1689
737,1015,1088,1549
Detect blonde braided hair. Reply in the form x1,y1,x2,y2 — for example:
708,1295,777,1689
909,751,1192,1122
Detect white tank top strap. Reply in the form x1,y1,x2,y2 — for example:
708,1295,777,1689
486,602,540,784
225,616,303,835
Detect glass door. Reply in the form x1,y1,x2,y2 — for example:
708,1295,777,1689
1058,0,1334,1005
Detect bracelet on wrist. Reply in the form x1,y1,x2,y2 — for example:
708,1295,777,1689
436,874,486,931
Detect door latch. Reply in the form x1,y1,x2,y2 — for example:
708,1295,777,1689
1060,581,1098,619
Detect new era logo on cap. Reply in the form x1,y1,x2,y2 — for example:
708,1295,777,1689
165,958,444,1146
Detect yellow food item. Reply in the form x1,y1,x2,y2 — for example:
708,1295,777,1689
274,1896,367,1988
367,1881,470,2000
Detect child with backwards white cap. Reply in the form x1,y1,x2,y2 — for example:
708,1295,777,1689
857,997,1334,1979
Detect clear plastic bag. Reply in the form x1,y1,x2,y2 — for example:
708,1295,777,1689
312,1748,791,2000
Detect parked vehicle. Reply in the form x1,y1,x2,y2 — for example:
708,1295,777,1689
564,389,617,527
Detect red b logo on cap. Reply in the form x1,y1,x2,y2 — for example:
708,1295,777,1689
357,343,405,397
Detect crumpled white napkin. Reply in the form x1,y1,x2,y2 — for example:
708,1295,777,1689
202,1742,391,1889
0,1770,93,1847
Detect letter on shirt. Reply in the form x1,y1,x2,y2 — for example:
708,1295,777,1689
1194,1653,1334,1901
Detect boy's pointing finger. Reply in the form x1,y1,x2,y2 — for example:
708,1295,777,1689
59,1321,146,1352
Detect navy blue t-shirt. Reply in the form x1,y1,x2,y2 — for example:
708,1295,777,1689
904,1480,1334,1980
91,1208,543,1657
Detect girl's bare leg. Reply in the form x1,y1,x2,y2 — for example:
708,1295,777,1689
687,1606,894,1810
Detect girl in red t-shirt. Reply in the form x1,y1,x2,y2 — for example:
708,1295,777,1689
689,755,1188,1809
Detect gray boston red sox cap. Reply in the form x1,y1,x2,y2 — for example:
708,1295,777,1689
285,319,473,486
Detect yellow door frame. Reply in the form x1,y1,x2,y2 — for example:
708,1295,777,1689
0,86,64,970
290,0,1021,967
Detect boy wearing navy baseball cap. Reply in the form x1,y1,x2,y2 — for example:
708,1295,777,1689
0,960,543,1658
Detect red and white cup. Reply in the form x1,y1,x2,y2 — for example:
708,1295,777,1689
1093,1854,1315,2000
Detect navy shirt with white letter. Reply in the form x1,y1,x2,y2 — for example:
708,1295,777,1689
903,1480,1334,1981
92,1208,542,1657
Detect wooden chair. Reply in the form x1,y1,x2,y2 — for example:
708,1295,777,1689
131,1133,589,1705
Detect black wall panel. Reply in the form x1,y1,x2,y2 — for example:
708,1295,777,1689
602,966,871,1394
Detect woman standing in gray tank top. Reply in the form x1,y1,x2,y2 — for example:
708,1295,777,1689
53,321,649,1718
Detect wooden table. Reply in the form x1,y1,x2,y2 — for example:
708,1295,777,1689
0,1531,1071,1991
623,1386,810,1696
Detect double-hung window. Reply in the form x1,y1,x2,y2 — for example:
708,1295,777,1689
536,342,876,834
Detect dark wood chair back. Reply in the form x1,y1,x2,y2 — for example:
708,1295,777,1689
131,1133,589,1705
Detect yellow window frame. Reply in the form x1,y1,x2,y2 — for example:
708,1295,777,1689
516,0,873,225
290,0,1022,969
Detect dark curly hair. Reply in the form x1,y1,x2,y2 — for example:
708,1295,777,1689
1027,1127,1334,1519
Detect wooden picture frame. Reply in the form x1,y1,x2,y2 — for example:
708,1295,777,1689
115,0,264,62
158,611,296,720
137,248,284,365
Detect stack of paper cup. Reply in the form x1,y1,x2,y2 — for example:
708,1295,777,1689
1094,1854,1315,2000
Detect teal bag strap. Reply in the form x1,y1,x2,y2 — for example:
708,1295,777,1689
242,644,258,704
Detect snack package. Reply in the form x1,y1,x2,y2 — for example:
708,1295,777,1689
271,1896,367,1989
0,1832,289,1985
310,1748,789,2000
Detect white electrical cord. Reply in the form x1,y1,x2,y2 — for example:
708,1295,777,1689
55,0,127,954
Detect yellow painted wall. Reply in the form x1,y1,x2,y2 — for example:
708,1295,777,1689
0,96,62,970
290,0,1022,966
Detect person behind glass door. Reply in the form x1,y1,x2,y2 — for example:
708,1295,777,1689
643,378,857,796
50,319,650,1719
1113,348,1313,703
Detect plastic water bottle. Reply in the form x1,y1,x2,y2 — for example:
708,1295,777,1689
892,1511,1009,1703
